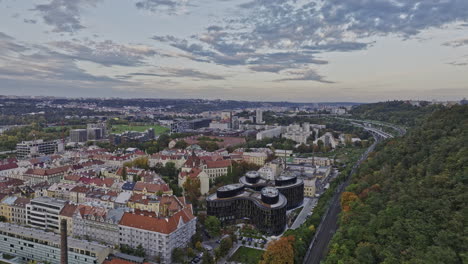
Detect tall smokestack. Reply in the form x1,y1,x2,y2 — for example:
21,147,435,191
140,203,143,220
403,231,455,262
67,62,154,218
60,219,68,264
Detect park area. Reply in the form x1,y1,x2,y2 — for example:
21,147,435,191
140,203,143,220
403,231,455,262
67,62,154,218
228,246,264,264
111,124,169,134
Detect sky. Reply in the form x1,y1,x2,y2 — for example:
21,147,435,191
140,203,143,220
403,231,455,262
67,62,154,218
0,0,467,102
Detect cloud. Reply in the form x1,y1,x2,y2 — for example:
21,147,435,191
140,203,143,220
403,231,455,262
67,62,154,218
0,32,132,90
33,0,102,33
127,68,226,80
49,40,158,67
443,38,468,48
151,0,468,81
248,65,290,73
277,69,334,83
135,0,190,14
23,19,37,24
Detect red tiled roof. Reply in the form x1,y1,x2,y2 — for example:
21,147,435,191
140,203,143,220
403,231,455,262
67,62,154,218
104,258,150,264
70,186,91,193
60,203,78,217
0,163,18,171
205,160,231,168
119,207,195,234
24,166,70,176
134,182,170,193
64,175,81,182
179,168,203,179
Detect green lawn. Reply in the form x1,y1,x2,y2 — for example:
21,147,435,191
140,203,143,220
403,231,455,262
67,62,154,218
111,124,169,134
229,246,264,264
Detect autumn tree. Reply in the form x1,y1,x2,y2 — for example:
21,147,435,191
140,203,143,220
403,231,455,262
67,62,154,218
183,177,201,204
260,236,295,264
340,191,359,212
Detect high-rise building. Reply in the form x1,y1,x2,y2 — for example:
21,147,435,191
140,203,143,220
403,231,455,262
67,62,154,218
87,123,106,140
70,129,88,143
256,109,263,124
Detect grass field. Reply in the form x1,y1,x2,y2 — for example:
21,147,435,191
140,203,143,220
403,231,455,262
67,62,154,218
229,246,264,264
111,124,169,134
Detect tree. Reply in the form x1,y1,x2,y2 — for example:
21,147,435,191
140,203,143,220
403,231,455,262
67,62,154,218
218,237,233,257
133,157,149,170
260,236,295,264
121,166,127,181
183,178,201,205
340,191,359,212
202,252,214,264
174,140,189,149
135,244,145,257
172,248,186,263
195,241,203,251
204,216,221,237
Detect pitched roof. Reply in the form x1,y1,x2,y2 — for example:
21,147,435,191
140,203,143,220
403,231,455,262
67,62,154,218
134,182,170,193
24,166,70,176
205,159,231,168
0,163,18,171
60,203,78,217
179,168,203,179
119,207,195,234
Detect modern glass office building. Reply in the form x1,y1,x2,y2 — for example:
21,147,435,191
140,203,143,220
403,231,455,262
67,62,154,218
206,184,287,235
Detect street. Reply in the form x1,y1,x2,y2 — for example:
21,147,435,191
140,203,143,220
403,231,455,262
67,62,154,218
302,134,380,264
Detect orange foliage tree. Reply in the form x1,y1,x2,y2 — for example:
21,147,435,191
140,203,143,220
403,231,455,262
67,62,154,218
260,236,295,264
341,191,359,212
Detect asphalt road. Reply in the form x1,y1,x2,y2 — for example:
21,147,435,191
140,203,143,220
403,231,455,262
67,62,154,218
303,136,379,264
291,197,317,229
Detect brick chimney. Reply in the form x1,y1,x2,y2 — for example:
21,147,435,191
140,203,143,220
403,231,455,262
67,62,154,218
60,219,68,264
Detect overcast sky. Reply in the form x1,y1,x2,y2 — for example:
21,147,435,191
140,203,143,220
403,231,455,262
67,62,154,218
0,0,467,102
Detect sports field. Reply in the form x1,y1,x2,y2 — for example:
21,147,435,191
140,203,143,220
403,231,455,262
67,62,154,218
111,124,169,134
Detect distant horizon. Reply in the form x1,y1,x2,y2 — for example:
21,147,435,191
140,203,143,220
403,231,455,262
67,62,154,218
0,93,465,105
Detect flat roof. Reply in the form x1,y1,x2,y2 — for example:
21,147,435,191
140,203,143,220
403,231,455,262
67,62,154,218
0,223,109,254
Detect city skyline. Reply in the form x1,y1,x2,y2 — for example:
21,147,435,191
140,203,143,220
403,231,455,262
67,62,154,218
1,0,468,102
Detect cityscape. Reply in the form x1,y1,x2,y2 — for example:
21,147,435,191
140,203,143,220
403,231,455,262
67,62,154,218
0,1,467,264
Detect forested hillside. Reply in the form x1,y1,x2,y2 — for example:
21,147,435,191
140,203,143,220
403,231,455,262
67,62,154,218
350,101,442,126
325,105,468,264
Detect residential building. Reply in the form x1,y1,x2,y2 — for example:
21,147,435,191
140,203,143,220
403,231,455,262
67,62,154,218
303,177,317,197
256,127,283,140
258,162,282,180
10,197,29,225
0,223,112,264
242,152,268,166
202,160,232,180
70,129,88,143
118,206,196,263
256,109,263,124
26,197,67,232
283,123,313,144
59,203,78,236
22,166,70,185
178,168,209,195
73,206,124,247
0,196,17,222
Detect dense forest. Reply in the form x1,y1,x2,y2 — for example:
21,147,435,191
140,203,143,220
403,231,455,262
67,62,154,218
350,101,443,126
324,105,467,263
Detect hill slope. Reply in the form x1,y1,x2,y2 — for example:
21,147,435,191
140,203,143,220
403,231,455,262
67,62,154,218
325,105,468,264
